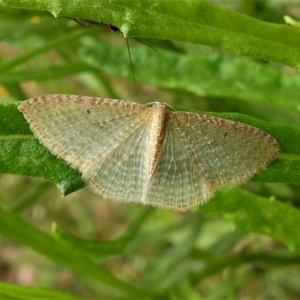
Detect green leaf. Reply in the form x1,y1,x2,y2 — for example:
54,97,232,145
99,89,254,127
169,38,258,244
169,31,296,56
0,281,82,300
79,43,300,114
0,207,145,296
141,215,201,290
0,30,85,73
0,62,90,83
52,208,154,257
1,0,300,69
0,103,84,195
0,101,298,195
201,187,300,252
193,251,300,282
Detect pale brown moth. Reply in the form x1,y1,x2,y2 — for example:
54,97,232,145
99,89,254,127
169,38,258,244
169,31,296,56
19,95,281,211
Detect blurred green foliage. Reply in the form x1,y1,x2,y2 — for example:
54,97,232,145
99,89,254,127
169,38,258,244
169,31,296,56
1,1,300,299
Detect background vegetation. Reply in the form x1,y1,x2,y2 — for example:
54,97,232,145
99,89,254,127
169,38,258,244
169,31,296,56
1,0,300,299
